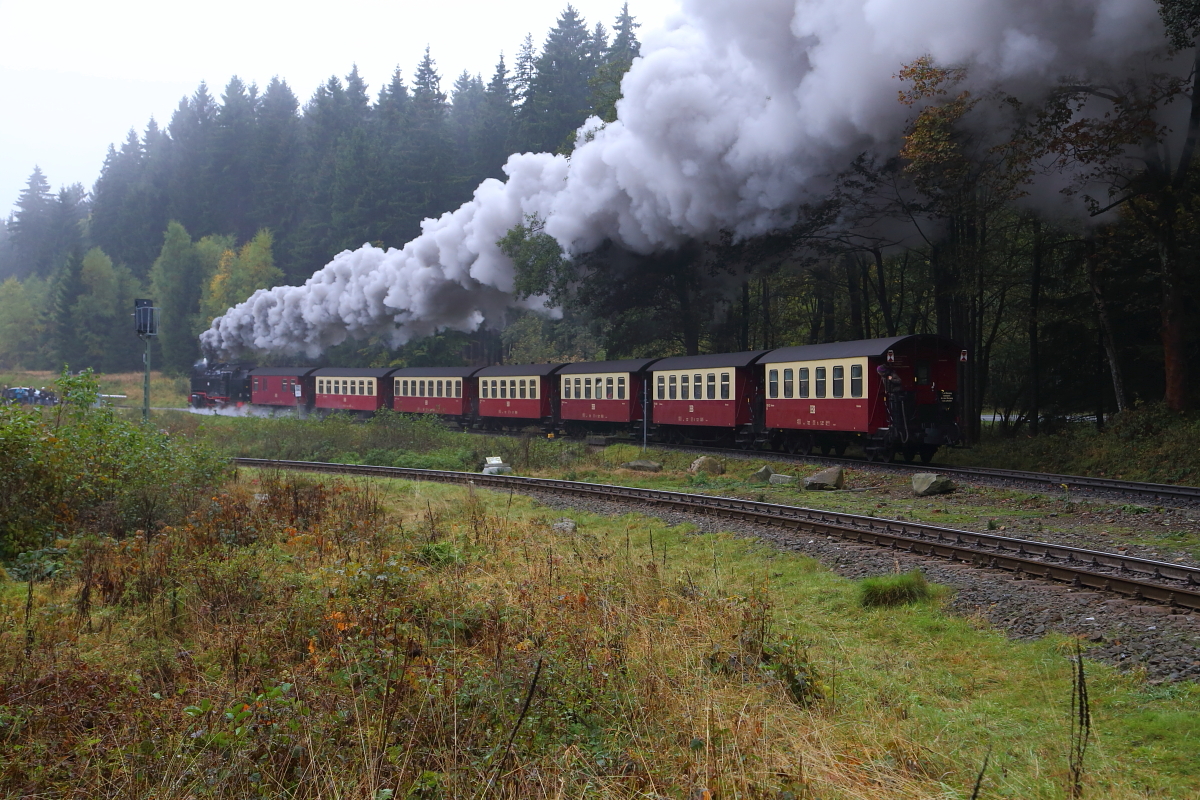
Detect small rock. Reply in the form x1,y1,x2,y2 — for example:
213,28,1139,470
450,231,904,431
621,459,662,472
750,464,776,482
551,517,577,533
482,464,513,475
769,473,797,485
912,473,955,496
804,466,844,490
689,456,725,475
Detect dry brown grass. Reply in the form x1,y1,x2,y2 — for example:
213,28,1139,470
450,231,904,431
1,473,1197,799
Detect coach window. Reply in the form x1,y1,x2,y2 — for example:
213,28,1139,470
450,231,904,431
253,377,259,391
669,374,677,399
704,373,713,399
657,375,665,400
607,377,614,399
915,362,930,385
491,379,498,397
368,380,375,396
851,364,863,397
681,374,690,400
799,368,809,398
516,379,524,399
455,380,462,398
832,366,844,398
439,380,446,397
768,369,779,398
780,368,792,398
815,367,826,398
530,381,538,399
561,378,570,399
583,377,590,399
720,372,730,399
618,376,626,400
694,375,702,399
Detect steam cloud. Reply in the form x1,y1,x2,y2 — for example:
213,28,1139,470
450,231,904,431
202,0,1170,358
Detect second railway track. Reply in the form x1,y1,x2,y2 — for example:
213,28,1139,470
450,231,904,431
235,457,1200,611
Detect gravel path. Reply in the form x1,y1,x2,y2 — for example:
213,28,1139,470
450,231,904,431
527,489,1200,684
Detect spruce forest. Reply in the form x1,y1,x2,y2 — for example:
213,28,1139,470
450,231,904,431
0,1,1197,438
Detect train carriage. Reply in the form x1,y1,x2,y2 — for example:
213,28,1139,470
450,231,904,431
761,334,961,461
475,363,566,431
392,366,482,424
650,351,770,445
312,367,398,416
250,367,318,412
558,358,661,436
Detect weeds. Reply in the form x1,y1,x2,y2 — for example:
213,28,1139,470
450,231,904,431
859,570,934,607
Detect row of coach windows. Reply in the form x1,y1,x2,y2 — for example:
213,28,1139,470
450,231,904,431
395,379,462,398
768,364,863,399
481,379,538,399
253,377,298,393
656,372,730,401
563,376,626,400
317,378,376,395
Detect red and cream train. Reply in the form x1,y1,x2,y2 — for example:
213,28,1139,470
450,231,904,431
190,334,963,462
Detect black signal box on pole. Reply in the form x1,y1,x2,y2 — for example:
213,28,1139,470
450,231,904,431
135,299,158,336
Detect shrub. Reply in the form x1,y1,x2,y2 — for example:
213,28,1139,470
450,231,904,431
0,369,228,559
859,570,932,607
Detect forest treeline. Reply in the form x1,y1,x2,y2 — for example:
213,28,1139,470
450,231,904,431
2,2,1199,439
0,5,639,374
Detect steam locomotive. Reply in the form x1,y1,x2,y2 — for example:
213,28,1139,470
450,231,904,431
191,334,963,462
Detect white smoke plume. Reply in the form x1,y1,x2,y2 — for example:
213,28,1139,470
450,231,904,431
202,0,1171,358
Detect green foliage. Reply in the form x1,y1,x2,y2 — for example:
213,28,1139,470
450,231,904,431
0,369,228,559
859,570,933,607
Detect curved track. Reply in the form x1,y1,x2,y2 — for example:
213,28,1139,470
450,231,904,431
235,457,1200,610
646,441,1200,503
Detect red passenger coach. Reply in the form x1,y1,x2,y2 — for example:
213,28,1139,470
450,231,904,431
250,367,318,411
475,363,566,431
558,358,661,436
391,366,481,424
650,351,769,446
760,334,961,461
312,368,398,415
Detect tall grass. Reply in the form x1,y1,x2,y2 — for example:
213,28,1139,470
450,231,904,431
3,474,1198,798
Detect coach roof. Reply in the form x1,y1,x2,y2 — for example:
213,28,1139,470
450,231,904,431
250,367,319,377
311,367,399,377
391,366,483,378
761,335,961,363
475,363,567,377
651,351,771,371
558,358,662,375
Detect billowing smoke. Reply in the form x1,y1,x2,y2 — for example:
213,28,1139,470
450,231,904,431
202,0,1170,358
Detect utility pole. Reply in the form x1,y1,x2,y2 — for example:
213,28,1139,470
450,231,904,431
134,299,158,423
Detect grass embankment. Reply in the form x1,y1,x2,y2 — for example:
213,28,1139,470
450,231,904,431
2,471,1197,798
943,403,1200,485
162,411,1200,560
0,368,190,409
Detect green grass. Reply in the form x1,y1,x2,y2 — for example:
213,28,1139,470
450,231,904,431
860,569,934,606
0,368,190,409
945,402,1200,485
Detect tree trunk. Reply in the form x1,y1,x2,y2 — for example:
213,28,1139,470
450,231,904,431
740,280,750,350
873,247,897,336
1087,244,1127,412
1159,239,1188,411
1028,219,1042,435
845,254,865,340
760,276,771,350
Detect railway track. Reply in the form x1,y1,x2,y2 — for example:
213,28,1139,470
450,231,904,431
641,442,1200,503
235,457,1200,611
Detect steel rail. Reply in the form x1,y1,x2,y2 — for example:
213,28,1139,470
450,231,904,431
234,457,1200,611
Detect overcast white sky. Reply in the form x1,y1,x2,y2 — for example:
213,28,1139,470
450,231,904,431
0,0,681,215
